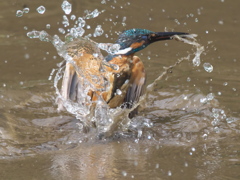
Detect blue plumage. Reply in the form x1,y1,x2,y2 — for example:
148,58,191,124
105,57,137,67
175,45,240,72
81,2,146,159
104,28,188,60
116,29,153,50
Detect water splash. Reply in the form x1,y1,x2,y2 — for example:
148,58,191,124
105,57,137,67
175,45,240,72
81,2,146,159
98,43,120,54
26,2,206,138
172,34,204,67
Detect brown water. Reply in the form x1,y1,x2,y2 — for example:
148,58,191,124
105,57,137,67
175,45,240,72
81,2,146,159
1,0,240,179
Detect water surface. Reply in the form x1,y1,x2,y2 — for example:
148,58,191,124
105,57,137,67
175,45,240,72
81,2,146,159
0,0,240,179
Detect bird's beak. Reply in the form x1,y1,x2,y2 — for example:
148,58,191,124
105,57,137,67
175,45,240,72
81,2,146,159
149,32,189,43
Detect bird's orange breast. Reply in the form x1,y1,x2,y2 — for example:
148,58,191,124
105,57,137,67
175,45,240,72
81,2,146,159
64,38,133,106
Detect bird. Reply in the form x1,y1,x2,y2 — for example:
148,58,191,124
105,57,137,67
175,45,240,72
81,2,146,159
57,28,188,118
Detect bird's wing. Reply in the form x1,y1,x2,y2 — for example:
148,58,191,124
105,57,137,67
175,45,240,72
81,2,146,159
124,56,146,116
57,62,78,111
57,37,107,111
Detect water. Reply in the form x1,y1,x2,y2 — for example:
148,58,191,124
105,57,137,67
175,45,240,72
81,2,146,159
36,5,46,14
61,0,72,15
1,0,240,179
203,62,213,73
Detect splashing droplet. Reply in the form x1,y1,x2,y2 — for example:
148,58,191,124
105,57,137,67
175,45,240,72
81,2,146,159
62,15,69,27
37,6,46,14
61,0,72,15
98,43,120,54
46,24,51,29
168,170,172,176
23,7,30,14
116,89,122,95
84,9,101,19
93,25,104,37
16,10,23,17
203,62,213,73
27,31,40,39
58,28,66,34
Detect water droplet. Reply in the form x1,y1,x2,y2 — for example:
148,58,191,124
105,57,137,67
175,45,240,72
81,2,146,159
84,9,100,19
174,19,180,25
223,82,228,86
168,170,172,176
58,28,65,34
37,6,46,14
101,0,106,4
226,117,235,123
218,91,221,95
122,170,127,176
205,30,209,34
116,89,122,95
202,134,208,140
68,27,85,38
62,15,69,27
46,24,51,29
24,53,30,59
78,17,86,27
70,15,76,20
111,64,119,71
137,129,142,138
191,147,196,151
203,62,213,73
206,93,214,101
61,0,72,15
98,43,120,54
134,161,138,166
16,10,23,17
187,77,191,82
93,53,99,58
23,7,30,13
39,31,51,42
214,127,220,133
3,83,6,87
218,20,224,25
27,30,40,39
93,25,104,37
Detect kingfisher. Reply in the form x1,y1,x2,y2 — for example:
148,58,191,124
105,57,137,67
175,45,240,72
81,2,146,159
57,29,188,117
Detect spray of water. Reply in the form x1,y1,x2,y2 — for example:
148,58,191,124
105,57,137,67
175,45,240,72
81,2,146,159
26,1,205,138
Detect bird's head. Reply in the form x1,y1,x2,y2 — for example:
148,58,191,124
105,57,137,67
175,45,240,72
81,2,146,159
114,28,188,56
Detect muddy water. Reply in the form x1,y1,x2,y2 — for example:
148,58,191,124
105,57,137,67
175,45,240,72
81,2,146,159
1,0,240,179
